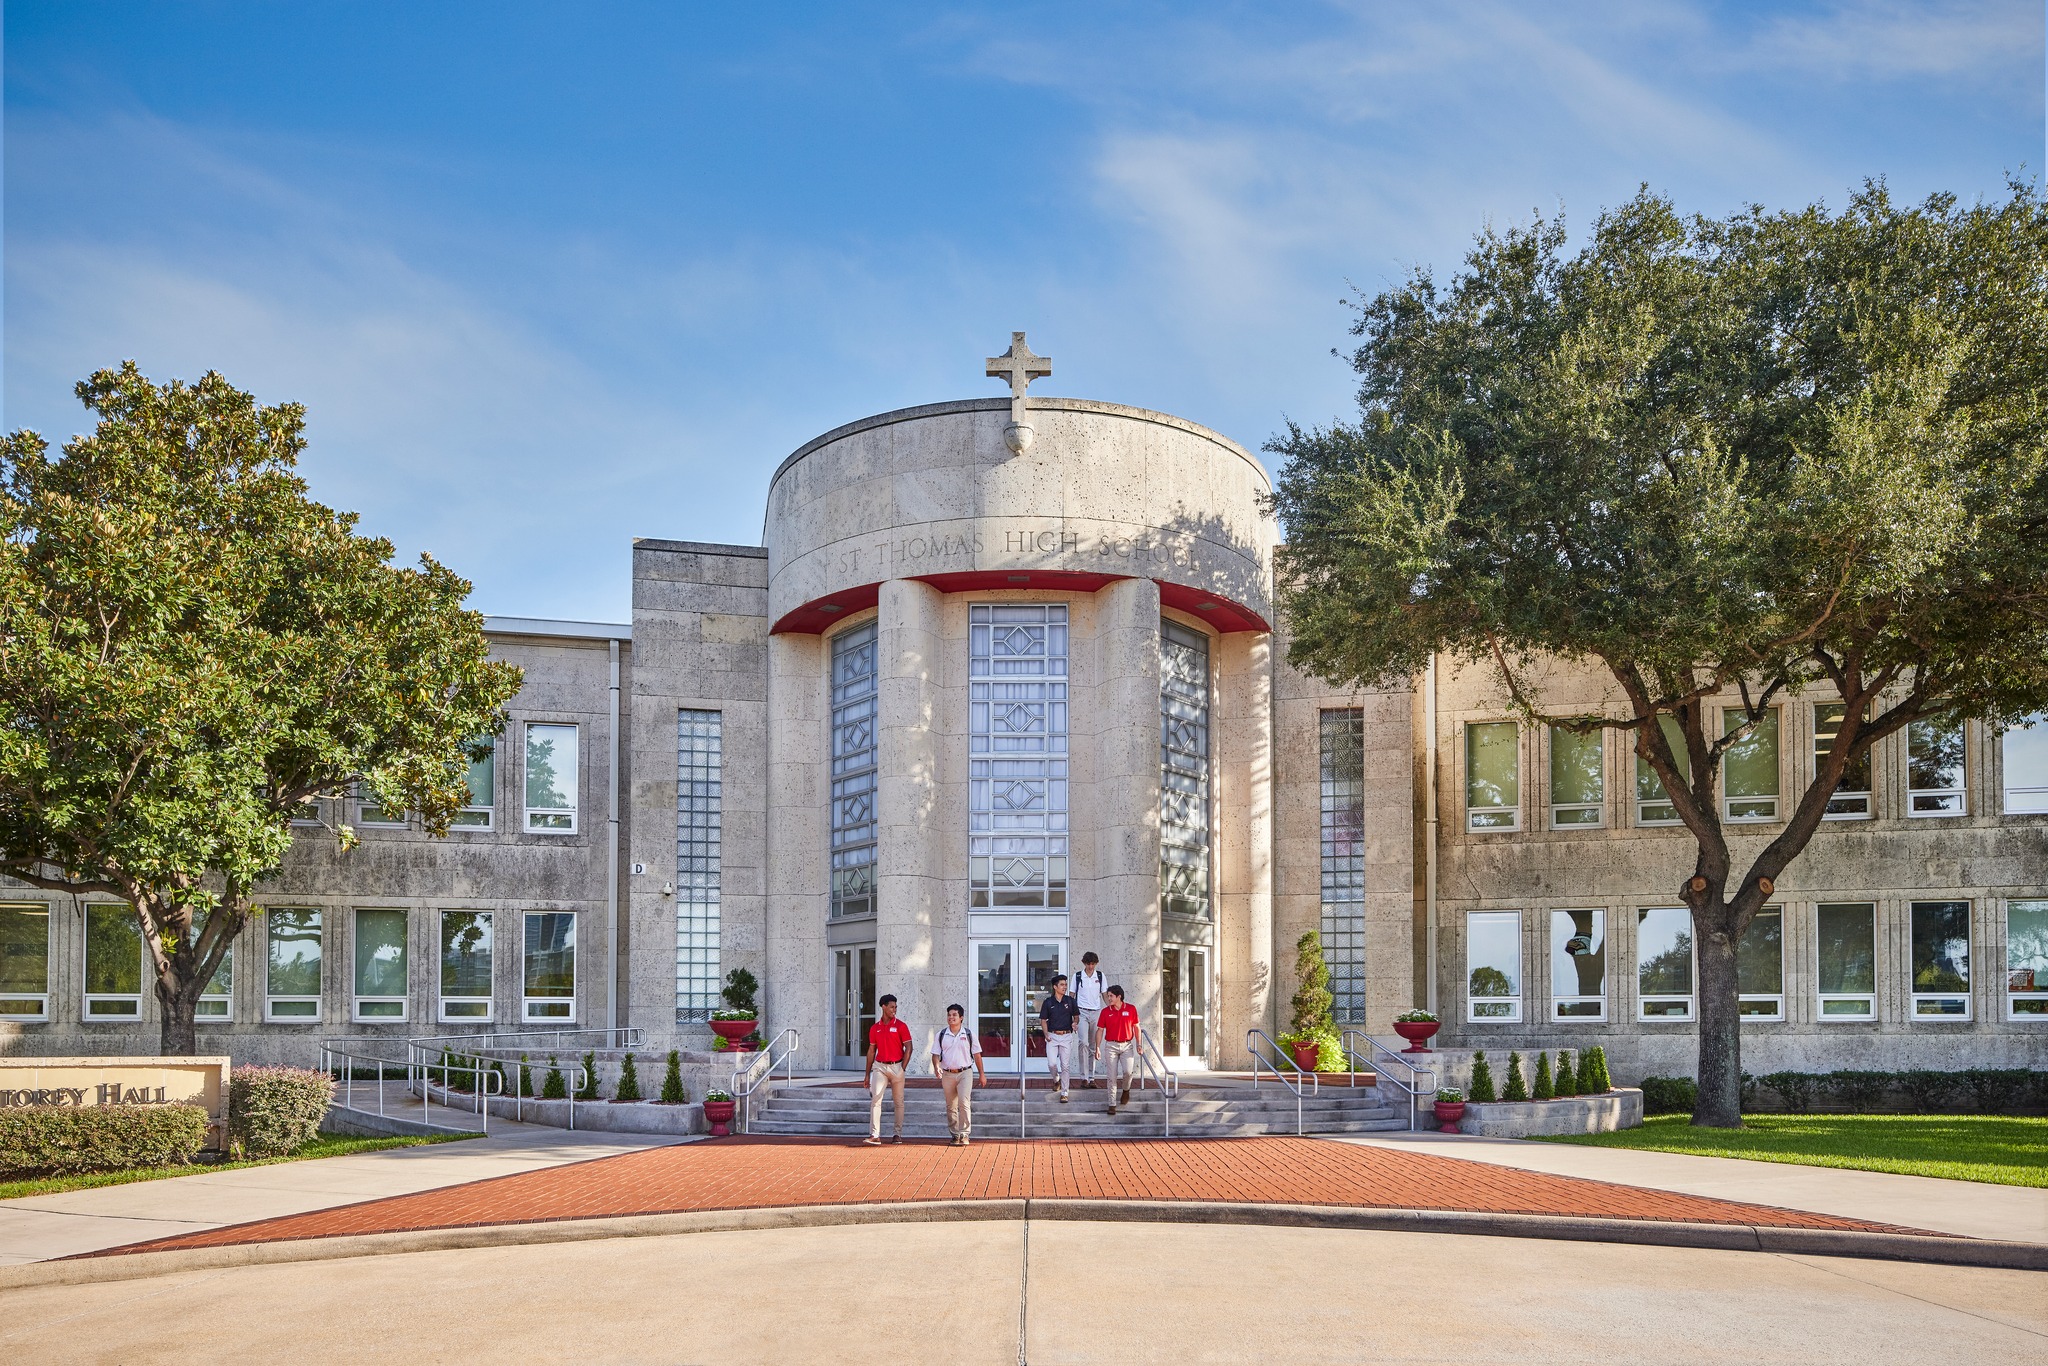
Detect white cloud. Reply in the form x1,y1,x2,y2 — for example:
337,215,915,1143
1746,0,2041,81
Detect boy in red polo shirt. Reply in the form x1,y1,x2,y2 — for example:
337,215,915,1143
1095,986,1140,1112
864,994,914,1145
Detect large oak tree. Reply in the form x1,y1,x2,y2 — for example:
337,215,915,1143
1268,184,2048,1126
0,364,523,1054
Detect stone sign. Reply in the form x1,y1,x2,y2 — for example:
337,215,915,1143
0,1056,230,1145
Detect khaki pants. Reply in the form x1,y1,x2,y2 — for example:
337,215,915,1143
1045,1032,1077,1096
868,1061,906,1138
1101,1039,1136,1097
1078,1007,1101,1082
941,1068,976,1138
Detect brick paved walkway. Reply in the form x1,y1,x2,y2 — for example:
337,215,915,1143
84,1137,1935,1258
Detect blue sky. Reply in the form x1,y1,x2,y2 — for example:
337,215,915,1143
6,2,2041,620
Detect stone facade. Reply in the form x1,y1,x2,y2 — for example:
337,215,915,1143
3,387,2041,1085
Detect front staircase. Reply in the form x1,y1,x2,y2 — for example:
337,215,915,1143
741,1076,1414,1139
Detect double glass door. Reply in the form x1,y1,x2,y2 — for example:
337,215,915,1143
1161,946,1209,1060
832,946,877,1069
971,939,1066,1073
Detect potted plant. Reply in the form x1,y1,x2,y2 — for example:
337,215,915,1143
1277,1030,1322,1073
702,1089,736,1137
1393,1008,1440,1053
1432,1087,1467,1133
709,967,760,1049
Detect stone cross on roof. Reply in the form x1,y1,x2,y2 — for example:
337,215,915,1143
986,331,1052,454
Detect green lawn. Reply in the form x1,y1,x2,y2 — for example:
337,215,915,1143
0,1129,476,1201
1534,1113,2048,1187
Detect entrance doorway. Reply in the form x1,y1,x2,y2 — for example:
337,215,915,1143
970,939,1067,1073
1161,946,1208,1061
832,946,877,1069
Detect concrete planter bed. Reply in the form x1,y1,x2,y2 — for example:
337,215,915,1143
481,1095,707,1135
1456,1088,1643,1138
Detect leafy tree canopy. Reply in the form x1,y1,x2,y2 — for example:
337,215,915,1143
0,364,523,1052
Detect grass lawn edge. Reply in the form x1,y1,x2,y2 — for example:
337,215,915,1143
0,1129,478,1201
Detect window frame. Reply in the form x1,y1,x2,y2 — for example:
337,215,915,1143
1464,721,1521,832
2001,716,2048,816
1548,908,1607,1021
354,783,406,829
1720,707,1780,824
82,903,145,1020
452,739,497,831
1908,899,1972,1020
1737,905,1785,1021
264,907,324,1023
1464,910,1523,1023
1906,717,1967,818
0,903,52,1022
438,909,495,1023
1815,902,1878,1022
351,907,410,1023
523,910,577,1023
524,721,581,834
1813,702,1872,820
193,910,234,1023
1548,724,1605,829
2003,899,2047,1020
1633,716,1689,827
1635,905,1696,1022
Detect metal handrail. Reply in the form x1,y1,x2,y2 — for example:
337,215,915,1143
1341,1029,1438,1133
731,1029,800,1134
1244,1028,1319,1135
1136,1028,1180,1098
1132,1028,1174,1138
405,1026,643,1055
323,1040,503,1135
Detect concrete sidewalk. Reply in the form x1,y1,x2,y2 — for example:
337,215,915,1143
1328,1130,2048,1245
0,1120,688,1265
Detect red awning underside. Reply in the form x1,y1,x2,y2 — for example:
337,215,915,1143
769,572,1269,635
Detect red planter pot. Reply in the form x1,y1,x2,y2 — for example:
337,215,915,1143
1289,1041,1321,1073
703,1100,737,1137
1432,1100,1466,1133
709,1019,758,1049
1392,1020,1440,1054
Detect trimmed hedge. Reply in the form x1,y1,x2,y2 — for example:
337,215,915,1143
229,1065,333,1157
1640,1076,1699,1115
1640,1068,2048,1116
0,1103,209,1177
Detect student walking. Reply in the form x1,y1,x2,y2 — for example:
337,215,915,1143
1038,973,1081,1101
1096,985,1140,1114
864,994,914,1145
932,1004,986,1145
1072,952,1107,1088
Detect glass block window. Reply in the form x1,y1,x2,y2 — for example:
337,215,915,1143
1909,900,1970,1018
1550,909,1605,1020
1637,906,1695,1020
266,907,322,1021
1549,725,1604,828
1160,620,1211,920
676,709,723,1021
1721,710,1779,822
1738,906,1784,1020
830,621,878,919
2006,899,2048,1017
0,904,51,1021
1907,717,1966,816
2003,717,2048,814
525,722,580,832
439,910,493,1021
524,911,576,1021
83,904,144,1019
1465,721,1520,830
970,605,1069,910
1319,709,1367,1024
353,908,408,1021
1814,703,1872,818
1816,902,1876,1019
1635,715,1691,825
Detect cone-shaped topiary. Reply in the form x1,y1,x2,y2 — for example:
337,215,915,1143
1581,1046,1613,1093
660,1049,687,1104
541,1056,568,1100
1502,1051,1529,1102
575,1051,600,1101
518,1054,535,1098
1289,931,1335,1038
1532,1052,1554,1100
616,1053,643,1102
1554,1050,1577,1097
1469,1051,1497,1103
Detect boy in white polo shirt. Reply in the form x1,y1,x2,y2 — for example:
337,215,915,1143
931,1003,986,1146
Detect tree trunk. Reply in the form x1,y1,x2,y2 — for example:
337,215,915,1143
1693,919,1743,1128
156,975,200,1057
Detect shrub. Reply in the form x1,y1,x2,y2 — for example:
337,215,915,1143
1579,1046,1612,1094
0,1103,210,1177
1639,1076,1698,1115
1502,1052,1529,1102
1553,1050,1577,1097
1763,1071,1823,1113
1289,931,1335,1040
229,1065,333,1157
575,1051,600,1101
1897,1070,1955,1112
1532,1052,1555,1101
616,1054,643,1103
1959,1068,2029,1114
541,1056,568,1100
518,1054,535,1098
1468,1051,1497,1103
1828,1070,1891,1113
660,1050,688,1104
722,968,760,1017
